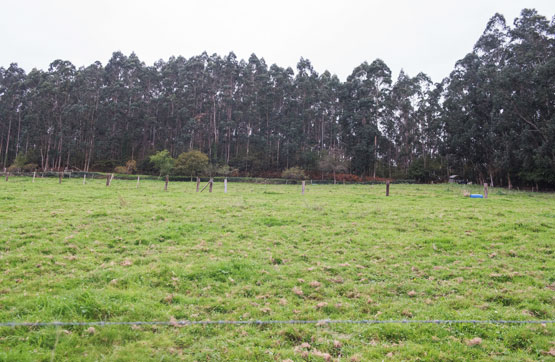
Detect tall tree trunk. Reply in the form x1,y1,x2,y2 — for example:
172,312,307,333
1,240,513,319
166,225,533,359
276,138,280,166
0,137,3,170
373,135,377,178
489,169,494,188
15,111,21,156
226,128,231,164
45,134,51,171
3,116,12,168
388,143,392,178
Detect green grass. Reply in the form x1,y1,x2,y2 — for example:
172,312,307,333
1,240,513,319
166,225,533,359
0,177,553,361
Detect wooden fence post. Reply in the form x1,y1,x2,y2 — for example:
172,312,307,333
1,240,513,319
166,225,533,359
224,178,228,193
165,175,169,191
484,183,488,199
386,181,390,196
5,172,8,182
302,180,305,195
136,175,140,188
209,178,213,193
110,173,114,185
196,177,200,192
59,172,63,184
83,174,86,185
106,173,110,186
33,172,36,183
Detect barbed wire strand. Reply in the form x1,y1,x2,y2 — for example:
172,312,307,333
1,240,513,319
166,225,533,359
1,319,553,328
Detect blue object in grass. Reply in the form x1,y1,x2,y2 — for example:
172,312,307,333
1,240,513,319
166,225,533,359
470,194,483,198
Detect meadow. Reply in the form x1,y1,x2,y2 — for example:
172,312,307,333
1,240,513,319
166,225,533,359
0,176,553,361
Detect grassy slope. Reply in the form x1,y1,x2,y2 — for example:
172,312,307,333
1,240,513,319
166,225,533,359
0,177,553,361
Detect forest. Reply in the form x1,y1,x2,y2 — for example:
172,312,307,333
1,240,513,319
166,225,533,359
0,9,554,188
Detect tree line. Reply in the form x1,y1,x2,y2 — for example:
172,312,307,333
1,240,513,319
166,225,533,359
1,9,553,188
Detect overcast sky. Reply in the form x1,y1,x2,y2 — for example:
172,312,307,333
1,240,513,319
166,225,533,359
1,0,553,82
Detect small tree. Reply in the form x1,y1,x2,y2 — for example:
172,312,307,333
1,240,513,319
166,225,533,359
126,160,137,174
318,149,348,184
216,164,238,177
174,150,209,177
149,150,175,177
281,167,307,180
114,160,136,174
8,153,28,172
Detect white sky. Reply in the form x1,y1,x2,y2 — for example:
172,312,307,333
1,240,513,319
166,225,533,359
1,0,553,82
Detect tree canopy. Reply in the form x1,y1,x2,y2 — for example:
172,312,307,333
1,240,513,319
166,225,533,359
1,9,553,188
174,150,209,176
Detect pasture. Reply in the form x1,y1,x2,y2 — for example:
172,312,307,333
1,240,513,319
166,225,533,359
0,177,553,361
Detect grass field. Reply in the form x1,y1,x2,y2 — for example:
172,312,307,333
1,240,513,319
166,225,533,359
0,177,553,361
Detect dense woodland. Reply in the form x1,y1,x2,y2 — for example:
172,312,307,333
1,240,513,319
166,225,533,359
1,10,554,187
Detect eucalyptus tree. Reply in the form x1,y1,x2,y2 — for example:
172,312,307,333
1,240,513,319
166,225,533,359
73,61,104,171
500,9,555,187
0,64,26,169
341,59,391,176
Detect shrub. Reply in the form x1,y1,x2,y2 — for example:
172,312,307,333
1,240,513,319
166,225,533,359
114,166,128,174
335,173,361,182
22,163,38,172
281,167,307,180
114,160,137,174
125,160,137,174
137,158,156,174
149,150,175,176
318,149,348,183
174,150,209,176
216,165,239,177
8,153,28,172
92,160,118,172
407,157,444,183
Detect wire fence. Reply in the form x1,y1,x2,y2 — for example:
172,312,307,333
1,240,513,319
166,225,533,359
1,171,417,185
1,319,553,328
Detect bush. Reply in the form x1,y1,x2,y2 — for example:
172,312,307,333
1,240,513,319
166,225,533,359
92,160,118,172
114,166,128,174
407,157,444,183
8,153,28,172
137,158,156,174
174,150,209,176
281,167,307,180
318,149,348,182
114,160,137,174
301,150,319,172
126,160,137,174
335,173,361,182
149,150,175,176
216,165,239,177
22,163,38,172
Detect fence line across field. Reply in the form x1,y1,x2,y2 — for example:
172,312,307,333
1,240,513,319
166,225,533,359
1,171,411,186
1,319,553,328
2,171,408,196
0,172,499,197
